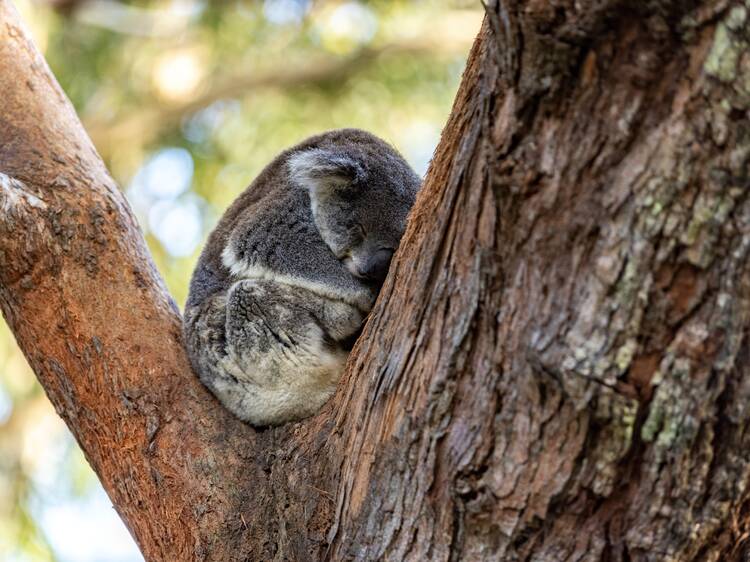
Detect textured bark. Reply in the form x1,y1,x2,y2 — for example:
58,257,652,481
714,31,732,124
2,0,750,560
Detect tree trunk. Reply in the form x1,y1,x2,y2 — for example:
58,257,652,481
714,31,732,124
2,0,750,560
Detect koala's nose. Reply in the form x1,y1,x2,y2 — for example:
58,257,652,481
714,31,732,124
360,249,394,283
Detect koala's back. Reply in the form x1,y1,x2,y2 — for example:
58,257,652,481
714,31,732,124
186,129,384,313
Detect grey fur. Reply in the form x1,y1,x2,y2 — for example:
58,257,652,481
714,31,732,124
183,129,420,426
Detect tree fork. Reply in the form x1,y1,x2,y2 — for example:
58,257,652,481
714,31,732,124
3,0,750,560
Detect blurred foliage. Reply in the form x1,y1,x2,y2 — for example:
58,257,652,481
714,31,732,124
0,0,482,560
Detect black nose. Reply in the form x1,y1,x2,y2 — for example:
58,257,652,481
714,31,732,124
361,249,393,283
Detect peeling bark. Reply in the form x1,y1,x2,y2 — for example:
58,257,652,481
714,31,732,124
2,0,750,560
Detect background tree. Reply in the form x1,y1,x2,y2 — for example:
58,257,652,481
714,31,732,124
3,0,750,561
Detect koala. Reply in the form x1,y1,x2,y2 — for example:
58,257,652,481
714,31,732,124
183,129,420,426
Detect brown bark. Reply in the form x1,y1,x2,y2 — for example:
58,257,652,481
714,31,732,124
2,0,750,560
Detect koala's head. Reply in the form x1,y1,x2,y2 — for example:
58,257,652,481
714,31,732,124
288,130,420,286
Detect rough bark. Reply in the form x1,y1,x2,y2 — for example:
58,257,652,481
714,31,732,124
2,0,750,561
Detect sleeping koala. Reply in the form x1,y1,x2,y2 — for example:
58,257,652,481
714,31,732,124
183,129,420,426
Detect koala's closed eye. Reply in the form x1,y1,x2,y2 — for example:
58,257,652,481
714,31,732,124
349,224,367,247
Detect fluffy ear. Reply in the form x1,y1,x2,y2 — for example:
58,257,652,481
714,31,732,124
287,148,364,197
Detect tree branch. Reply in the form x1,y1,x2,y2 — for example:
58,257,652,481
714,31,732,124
0,2,284,559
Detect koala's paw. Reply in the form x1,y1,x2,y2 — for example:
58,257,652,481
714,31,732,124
313,297,366,343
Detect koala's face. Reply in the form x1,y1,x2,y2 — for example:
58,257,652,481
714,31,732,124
288,135,420,286
312,185,412,284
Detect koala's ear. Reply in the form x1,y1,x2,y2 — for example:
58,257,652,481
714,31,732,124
287,148,364,197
